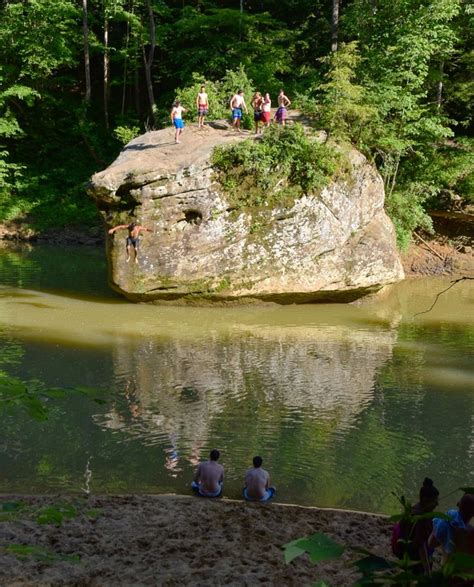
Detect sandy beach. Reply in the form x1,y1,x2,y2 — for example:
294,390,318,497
0,494,392,586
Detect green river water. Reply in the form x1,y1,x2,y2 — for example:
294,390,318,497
0,244,473,514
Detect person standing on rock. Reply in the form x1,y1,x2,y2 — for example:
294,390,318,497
275,89,291,126
251,91,264,134
230,89,248,132
196,85,209,129
108,221,152,264
261,92,272,127
171,100,187,144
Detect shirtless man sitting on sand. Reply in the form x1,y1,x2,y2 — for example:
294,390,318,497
243,456,276,502
108,221,152,264
192,449,224,497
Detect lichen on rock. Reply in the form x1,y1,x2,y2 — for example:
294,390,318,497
88,121,404,304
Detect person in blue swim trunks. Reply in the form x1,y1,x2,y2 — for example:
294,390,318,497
243,456,275,502
171,100,187,144
191,449,224,497
230,89,248,132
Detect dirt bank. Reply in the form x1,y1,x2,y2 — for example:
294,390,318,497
0,494,391,586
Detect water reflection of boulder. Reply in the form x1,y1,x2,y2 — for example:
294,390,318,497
97,326,397,451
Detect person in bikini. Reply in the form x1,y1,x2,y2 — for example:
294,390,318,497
230,89,248,132
192,449,224,498
251,91,263,134
261,92,272,127
196,84,209,129
171,100,187,143
275,89,291,126
243,456,275,502
108,221,153,264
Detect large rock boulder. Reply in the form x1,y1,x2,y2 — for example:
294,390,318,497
88,124,404,303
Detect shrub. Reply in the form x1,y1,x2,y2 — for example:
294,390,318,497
211,124,340,209
113,125,140,146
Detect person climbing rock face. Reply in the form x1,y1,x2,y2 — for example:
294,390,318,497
108,221,153,264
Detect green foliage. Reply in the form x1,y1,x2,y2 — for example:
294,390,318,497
317,42,377,143
113,125,140,146
212,124,340,209
0,0,470,243
0,373,109,421
175,66,255,129
85,508,103,519
5,543,80,564
283,533,345,565
284,488,474,586
0,501,26,522
167,7,293,91
386,184,435,251
36,503,77,526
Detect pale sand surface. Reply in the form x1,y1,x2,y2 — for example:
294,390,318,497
0,494,391,586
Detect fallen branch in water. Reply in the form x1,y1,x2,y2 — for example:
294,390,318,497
413,276,474,317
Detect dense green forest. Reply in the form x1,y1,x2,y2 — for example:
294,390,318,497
0,0,472,247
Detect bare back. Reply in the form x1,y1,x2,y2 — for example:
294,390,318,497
196,461,224,493
245,467,269,499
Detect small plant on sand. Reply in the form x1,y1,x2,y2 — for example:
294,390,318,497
283,487,474,586
211,124,340,211
4,544,81,564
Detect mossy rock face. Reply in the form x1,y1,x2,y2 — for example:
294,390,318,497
88,124,404,304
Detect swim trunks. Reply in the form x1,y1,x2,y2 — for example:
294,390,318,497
243,487,275,502
254,111,262,122
275,107,287,122
261,111,271,123
173,118,184,129
191,481,223,498
126,236,139,248
198,107,208,116
232,108,243,119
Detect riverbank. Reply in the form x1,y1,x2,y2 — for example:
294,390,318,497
0,494,391,586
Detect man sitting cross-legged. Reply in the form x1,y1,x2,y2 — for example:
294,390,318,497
243,456,276,502
191,449,224,498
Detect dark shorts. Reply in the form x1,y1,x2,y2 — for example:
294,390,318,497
126,236,139,248
254,111,262,122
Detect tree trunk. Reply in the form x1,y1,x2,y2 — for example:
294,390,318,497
239,0,243,42
331,0,339,52
82,0,91,102
143,0,157,128
104,14,110,130
437,61,444,110
121,17,130,115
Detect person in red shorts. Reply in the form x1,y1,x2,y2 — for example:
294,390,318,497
196,84,208,129
261,92,272,127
